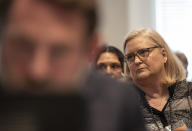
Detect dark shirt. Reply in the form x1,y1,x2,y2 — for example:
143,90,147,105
82,70,146,131
0,70,145,131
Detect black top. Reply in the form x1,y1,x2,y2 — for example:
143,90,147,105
0,70,146,131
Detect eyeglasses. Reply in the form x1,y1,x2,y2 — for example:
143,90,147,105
125,46,162,64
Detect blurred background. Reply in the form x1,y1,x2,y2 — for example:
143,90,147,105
97,0,192,80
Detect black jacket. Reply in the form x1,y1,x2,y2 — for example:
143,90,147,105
0,70,145,131
82,70,146,131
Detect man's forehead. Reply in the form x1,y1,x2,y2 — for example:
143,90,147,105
10,0,95,12
0,0,97,35
3,0,89,48
8,0,87,33
10,0,85,18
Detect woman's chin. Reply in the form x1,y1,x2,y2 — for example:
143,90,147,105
134,72,150,81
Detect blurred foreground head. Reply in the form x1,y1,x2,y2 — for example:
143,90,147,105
0,0,98,94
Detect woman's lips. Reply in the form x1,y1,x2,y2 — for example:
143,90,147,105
136,67,146,72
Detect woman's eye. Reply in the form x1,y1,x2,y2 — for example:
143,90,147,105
97,64,106,70
111,64,121,69
138,49,148,56
127,54,134,61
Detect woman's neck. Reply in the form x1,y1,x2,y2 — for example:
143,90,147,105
135,70,168,98
140,83,168,98
137,80,162,96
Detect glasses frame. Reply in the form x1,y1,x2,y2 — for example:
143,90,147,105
125,46,162,64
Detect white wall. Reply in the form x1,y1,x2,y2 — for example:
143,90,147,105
127,0,156,30
98,0,156,50
97,0,128,49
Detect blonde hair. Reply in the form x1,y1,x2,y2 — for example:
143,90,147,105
123,28,186,87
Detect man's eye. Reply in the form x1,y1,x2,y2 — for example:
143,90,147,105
52,50,65,57
51,47,70,58
12,40,33,53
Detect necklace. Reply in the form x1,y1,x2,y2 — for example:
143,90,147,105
145,96,172,131
144,94,170,131
145,95,165,108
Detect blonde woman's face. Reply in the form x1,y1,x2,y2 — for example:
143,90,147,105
124,36,167,82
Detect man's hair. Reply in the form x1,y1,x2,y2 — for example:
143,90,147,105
95,45,124,72
0,0,97,34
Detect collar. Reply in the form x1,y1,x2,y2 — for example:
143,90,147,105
136,80,189,104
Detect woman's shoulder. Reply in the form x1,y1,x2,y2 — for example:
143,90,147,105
168,80,190,98
187,80,192,84
169,80,187,90
174,80,191,87
180,80,192,94
187,81,192,88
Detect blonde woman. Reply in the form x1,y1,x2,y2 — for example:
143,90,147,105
124,28,192,131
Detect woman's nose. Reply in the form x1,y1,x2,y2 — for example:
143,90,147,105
134,55,142,64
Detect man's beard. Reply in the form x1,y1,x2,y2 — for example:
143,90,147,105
0,75,56,95
0,68,90,95
0,55,91,95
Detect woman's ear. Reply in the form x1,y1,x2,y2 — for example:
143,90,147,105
161,48,168,63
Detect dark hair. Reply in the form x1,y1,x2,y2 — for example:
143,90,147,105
175,52,188,68
95,45,124,72
0,0,97,35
